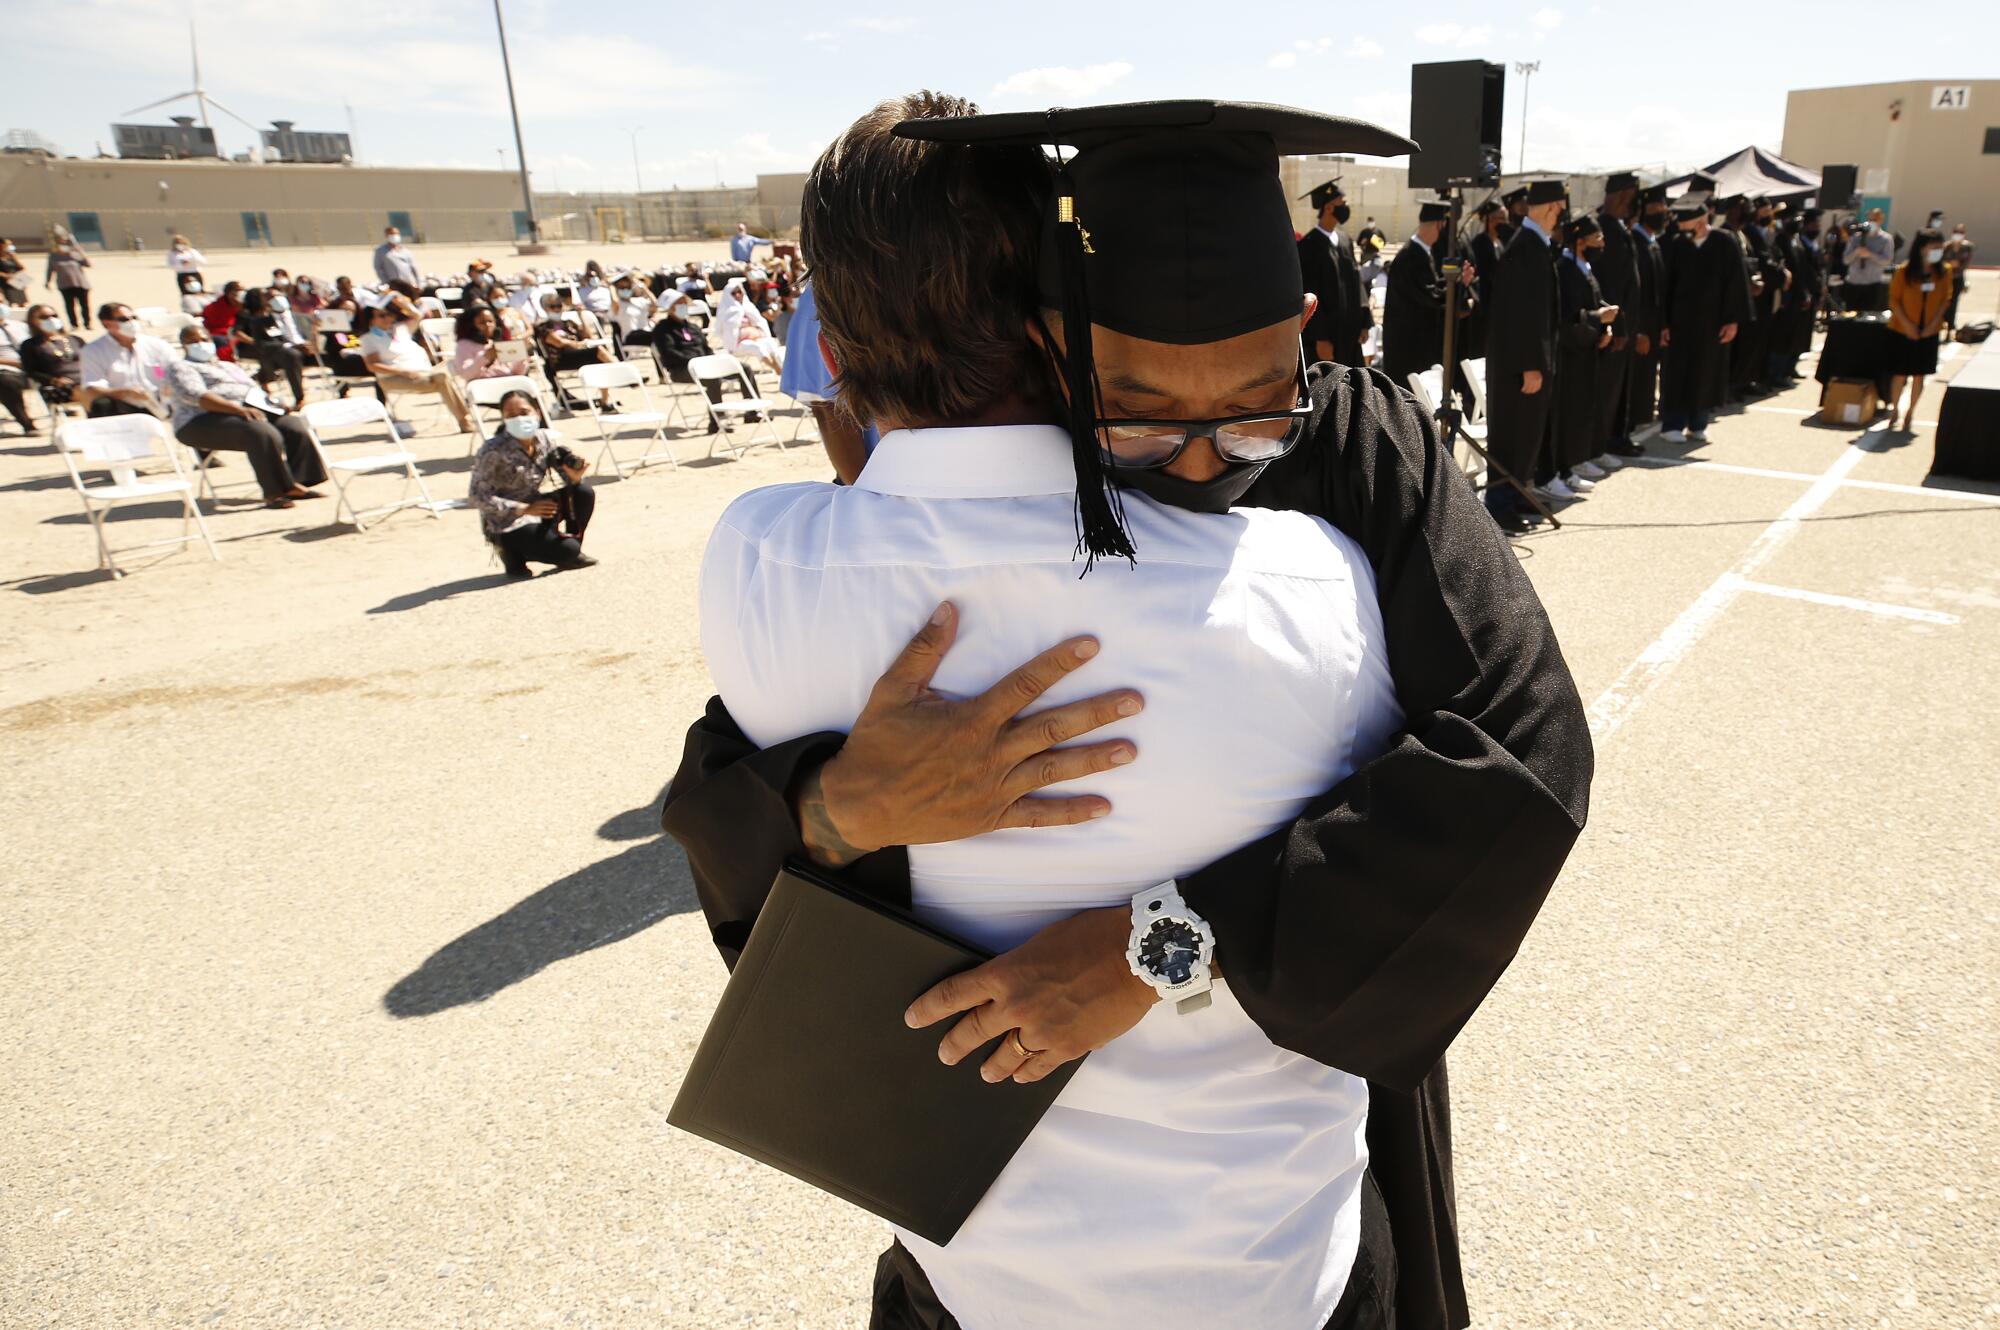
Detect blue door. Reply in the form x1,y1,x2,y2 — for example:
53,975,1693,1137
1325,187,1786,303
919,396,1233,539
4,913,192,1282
241,212,273,245
66,212,105,248
513,210,533,240
388,210,414,240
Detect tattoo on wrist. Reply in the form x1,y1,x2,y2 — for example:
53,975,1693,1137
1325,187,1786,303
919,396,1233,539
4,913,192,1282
795,763,868,869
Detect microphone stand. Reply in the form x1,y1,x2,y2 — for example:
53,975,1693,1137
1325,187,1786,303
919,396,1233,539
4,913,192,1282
1437,178,1560,529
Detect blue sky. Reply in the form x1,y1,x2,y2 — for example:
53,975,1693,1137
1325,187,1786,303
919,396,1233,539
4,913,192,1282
15,1,1998,190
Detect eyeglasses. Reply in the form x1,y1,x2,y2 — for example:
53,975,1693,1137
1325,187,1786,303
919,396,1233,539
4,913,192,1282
1094,351,1313,470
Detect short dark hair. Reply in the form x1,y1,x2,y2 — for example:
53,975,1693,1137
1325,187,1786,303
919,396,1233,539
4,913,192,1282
801,91,1052,427
96,302,132,323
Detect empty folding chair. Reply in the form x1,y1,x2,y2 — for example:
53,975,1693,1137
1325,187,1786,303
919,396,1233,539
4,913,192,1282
1405,368,1440,414
577,361,677,477
787,386,827,443
433,286,465,307
688,353,786,458
417,296,448,319
302,395,443,530
418,317,459,357
55,413,218,576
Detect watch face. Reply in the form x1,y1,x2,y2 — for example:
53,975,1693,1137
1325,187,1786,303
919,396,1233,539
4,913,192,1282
1137,917,1203,986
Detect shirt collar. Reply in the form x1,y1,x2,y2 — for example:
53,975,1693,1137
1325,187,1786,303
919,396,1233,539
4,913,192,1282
1518,215,1550,244
1317,225,1340,242
1409,233,1431,253
855,424,1077,499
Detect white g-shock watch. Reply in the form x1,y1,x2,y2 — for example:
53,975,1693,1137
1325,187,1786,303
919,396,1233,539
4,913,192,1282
1125,880,1216,1013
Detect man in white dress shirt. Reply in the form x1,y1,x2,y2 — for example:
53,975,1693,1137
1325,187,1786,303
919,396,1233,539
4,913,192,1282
78,303,176,418
697,93,1407,1330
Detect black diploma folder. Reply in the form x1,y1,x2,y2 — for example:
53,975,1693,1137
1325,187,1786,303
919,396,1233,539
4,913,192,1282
668,862,1082,1244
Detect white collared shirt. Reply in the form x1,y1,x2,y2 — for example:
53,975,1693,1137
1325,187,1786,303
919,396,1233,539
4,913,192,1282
79,332,176,396
700,424,1402,1330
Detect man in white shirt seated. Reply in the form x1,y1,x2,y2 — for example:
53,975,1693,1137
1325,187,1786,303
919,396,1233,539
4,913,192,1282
79,302,176,419
359,303,474,433
698,93,1406,1330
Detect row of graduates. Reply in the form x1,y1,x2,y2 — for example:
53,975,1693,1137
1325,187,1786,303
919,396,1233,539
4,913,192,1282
1372,172,1827,529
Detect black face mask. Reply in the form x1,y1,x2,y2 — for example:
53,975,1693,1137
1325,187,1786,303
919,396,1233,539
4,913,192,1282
1496,221,1518,245
1112,459,1270,515
1332,203,1352,226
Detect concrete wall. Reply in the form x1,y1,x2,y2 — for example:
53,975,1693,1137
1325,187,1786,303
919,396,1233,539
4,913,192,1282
0,155,528,252
529,175,805,244
1782,79,2000,251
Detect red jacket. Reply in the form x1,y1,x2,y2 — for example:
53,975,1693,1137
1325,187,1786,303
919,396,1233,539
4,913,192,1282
200,296,240,360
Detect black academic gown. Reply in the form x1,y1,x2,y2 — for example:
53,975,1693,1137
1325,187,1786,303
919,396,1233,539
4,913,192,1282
1722,225,1768,394
1627,226,1666,432
1380,238,1446,387
1593,212,1640,445
1660,227,1754,420
1555,251,1608,472
660,366,1594,1330
1776,230,1822,363
1464,228,1504,358
1483,223,1559,486
1301,227,1371,366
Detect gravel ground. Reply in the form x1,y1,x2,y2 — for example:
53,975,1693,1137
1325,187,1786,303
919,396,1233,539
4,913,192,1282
3,257,1996,1328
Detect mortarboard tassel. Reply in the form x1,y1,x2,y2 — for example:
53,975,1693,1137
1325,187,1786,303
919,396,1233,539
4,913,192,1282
1050,172,1136,572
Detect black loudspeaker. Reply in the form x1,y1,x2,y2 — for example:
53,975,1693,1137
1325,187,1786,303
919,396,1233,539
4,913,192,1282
1408,60,1505,189
1819,164,1858,210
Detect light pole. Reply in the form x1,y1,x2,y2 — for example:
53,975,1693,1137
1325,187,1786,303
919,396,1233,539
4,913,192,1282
1513,61,1540,175
625,126,645,196
492,0,541,249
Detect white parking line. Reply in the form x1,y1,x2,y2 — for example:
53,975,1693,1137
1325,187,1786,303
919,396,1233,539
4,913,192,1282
1730,577,1961,625
1628,455,2000,506
1587,429,1882,744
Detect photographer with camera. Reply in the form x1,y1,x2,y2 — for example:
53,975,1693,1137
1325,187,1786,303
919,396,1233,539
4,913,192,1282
467,389,598,579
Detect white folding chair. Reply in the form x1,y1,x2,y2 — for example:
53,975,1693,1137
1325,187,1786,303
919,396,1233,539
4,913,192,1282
681,298,711,328
416,296,448,319
787,386,827,442
418,317,458,354
616,325,660,382
689,354,785,458
132,305,171,330
433,286,465,306
1461,357,1489,425
465,374,554,453
577,361,676,477
1405,368,1441,414
302,395,443,530
55,413,218,575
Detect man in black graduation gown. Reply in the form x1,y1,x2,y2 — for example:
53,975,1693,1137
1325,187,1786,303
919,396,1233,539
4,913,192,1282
1481,178,1566,532
1592,172,1643,465
663,100,1593,1330
1772,209,1824,380
1298,178,1371,367
1463,198,1508,356
1379,199,1458,388
1659,191,1753,442
1717,197,1766,403
1624,186,1670,442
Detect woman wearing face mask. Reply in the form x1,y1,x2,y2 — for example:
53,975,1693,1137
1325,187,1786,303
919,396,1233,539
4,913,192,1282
176,272,210,316
1884,228,1955,433
165,325,327,508
533,293,615,409
579,261,614,319
45,231,93,329
468,389,598,578
1548,213,1620,500
0,239,28,308
201,281,245,361
166,235,207,287
18,305,83,407
233,288,308,406
611,276,659,357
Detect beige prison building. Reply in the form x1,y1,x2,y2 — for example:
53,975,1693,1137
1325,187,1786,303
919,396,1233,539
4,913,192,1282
1783,79,2000,251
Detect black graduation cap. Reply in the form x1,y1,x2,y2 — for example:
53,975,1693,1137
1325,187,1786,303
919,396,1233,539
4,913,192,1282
1566,212,1602,241
1524,178,1567,205
1639,184,1668,206
1670,191,1712,218
1417,199,1451,223
1473,197,1503,216
1301,177,1346,210
1686,173,1717,194
1604,170,1640,193
1503,185,1529,206
895,99,1415,564
1801,207,1823,221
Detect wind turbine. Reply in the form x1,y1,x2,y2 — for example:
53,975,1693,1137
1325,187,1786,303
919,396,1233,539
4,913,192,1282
122,21,260,151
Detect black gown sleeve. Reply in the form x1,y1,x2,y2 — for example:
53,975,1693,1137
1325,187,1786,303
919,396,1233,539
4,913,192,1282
1219,366,1592,1091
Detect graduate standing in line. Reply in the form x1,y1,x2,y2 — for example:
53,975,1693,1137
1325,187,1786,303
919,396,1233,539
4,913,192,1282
1298,178,1371,367
1551,213,1617,497
1590,172,1643,473
1624,185,1670,444
1773,208,1825,382
1379,199,1458,388
1658,192,1753,443
1482,178,1566,532
1464,197,1508,357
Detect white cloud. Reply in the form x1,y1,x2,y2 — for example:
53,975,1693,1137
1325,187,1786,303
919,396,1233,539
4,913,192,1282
1347,37,1385,58
1268,51,1299,69
848,16,914,32
802,30,837,44
1415,22,1494,47
1532,6,1564,28
992,62,1135,101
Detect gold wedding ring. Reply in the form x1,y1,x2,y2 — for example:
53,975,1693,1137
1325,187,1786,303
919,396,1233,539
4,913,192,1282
1007,1030,1039,1061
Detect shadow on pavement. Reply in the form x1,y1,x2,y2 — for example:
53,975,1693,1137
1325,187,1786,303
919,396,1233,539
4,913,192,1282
382,835,699,1018
368,572,520,614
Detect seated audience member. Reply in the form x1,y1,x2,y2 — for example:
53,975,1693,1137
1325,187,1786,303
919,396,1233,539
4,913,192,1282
178,272,210,316
451,305,531,381
0,239,28,307
0,318,38,433
612,276,659,353
290,276,325,323
232,288,308,406
18,305,83,408
202,282,245,360
580,262,614,319
321,298,369,379
533,294,614,408
333,275,358,304
468,388,598,578
80,303,177,418
676,262,709,297
164,325,326,508
359,303,476,433
715,277,785,376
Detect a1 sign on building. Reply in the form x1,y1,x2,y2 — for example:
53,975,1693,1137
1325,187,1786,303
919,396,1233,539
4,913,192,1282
1930,86,1970,111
